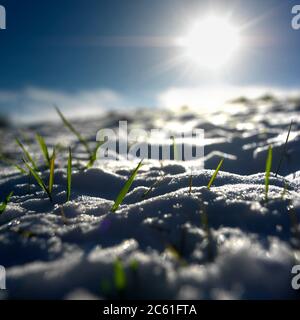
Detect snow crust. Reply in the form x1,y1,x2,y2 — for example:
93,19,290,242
0,99,299,299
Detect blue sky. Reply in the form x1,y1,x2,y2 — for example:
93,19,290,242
0,0,300,121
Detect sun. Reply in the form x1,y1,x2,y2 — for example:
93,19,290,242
181,15,241,70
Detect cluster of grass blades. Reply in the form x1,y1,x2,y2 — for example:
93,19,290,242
14,128,73,204
3,107,297,253
55,106,102,169
111,159,143,212
0,191,13,215
15,136,55,202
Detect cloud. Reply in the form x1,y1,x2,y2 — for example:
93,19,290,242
157,85,300,111
0,87,127,123
1,85,299,124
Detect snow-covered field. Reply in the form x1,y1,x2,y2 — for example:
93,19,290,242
0,96,300,299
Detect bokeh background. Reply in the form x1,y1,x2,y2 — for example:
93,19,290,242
0,0,300,123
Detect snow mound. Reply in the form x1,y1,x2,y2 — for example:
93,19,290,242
0,99,300,299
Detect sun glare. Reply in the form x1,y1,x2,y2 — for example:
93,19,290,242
181,16,241,70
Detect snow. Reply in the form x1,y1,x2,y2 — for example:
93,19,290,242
0,98,300,299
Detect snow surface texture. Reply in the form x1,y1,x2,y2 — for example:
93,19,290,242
0,97,300,299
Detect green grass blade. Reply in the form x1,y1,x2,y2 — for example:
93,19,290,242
23,159,52,201
114,259,127,292
48,148,56,194
111,160,143,212
36,133,50,167
287,200,300,243
0,191,14,214
142,174,164,199
55,106,92,155
199,198,215,261
129,259,139,272
0,156,28,175
207,158,224,189
67,147,72,202
15,138,39,172
85,141,102,169
265,145,272,201
14,164,28,175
